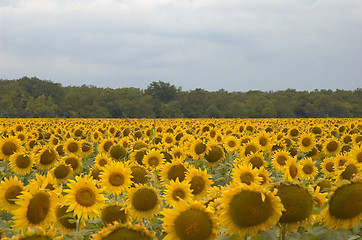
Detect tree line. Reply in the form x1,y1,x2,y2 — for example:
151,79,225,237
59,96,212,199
0,76,361,118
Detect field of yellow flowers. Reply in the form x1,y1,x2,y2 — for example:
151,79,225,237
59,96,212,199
0,118,361,240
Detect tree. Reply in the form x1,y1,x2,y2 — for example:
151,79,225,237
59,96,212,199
145,81,181,103
159,101,184,118
25,95,58,117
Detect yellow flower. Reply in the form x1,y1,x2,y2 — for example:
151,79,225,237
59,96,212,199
276,182,314,234
9,152,33,175
101,201,128,225
126,184,162,221
92,222,155,240
63,138,82,156
320,177,362,229
99,160,132,196
322,137,341,156
0,176,24,213
298,133,316,152
160,157,188,183
223,135,239,153
299,157,319,181
64,175,107,221
231,163,262,185
189,139,210,160
0,136,23,160
204,142,225,167
162,201,218,240
143,148,165,170
218,182,284,238
12,182,58,230
283,157,302,182
185,167,213,200
9,226,61,240
164,179,193,208
271,149,291,173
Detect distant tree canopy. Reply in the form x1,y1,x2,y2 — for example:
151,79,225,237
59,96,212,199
0,76,361,118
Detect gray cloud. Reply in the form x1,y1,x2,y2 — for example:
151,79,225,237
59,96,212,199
1,0,361,91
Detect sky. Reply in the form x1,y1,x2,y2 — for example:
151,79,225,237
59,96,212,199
0,0,361,92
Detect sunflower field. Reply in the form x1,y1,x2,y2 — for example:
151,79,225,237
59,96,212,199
0,118,361,240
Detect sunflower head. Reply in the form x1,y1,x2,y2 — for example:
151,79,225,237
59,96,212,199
218,182,284,238
162,201,218,240
321,178,362,229
276,182,314,234
92,222,155,240
126,184,162,221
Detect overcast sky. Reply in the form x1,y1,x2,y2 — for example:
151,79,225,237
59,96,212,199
1,0,361,92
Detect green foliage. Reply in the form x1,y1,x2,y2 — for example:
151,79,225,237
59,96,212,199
0,77,361,118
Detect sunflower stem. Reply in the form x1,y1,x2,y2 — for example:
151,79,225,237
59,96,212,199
76,216,82,240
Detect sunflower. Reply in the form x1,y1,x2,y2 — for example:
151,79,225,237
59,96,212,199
108,144,128,161
64,175,107,221
89,165,103,181
162,200,218,240
320,177,362,229
185,167,213,200
320,157,336,177
8,152,33,175
288,126,300,139
352,133,362,145
160,157,188,183
91,130,103,142
95,153,112,167
0,176,24,213
0,136,23,160
143,148,165,170
255,131,273,152
257,167,272,186
130,163,150,185
188,139,210,160
334,160,361,183
8,226,61,240
99,160,132,196
276,182,314,234
63,138,82,156
298,133,316,152
12,182,58,230
92,222,155,240
54,196,80,234
218,182,284,239
101,201,128,225
313,186,328,209
204,142,225,167
271,149,291,173
244,151,268,169
28,173,60,193
164,179,193,208
162,132,176,148
125,184,162,221
349,144,362,164
223,135,239,153
50,161,74,184
34,145,59,170
239,140,260,158
80,140,94,156
299,157,318,181
62,154,82,173
129,148,147,165
231,163,262,185
322,137,341,156
283,157,302,182
170,145,186,159
49,135,60,146
132,140,148,151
